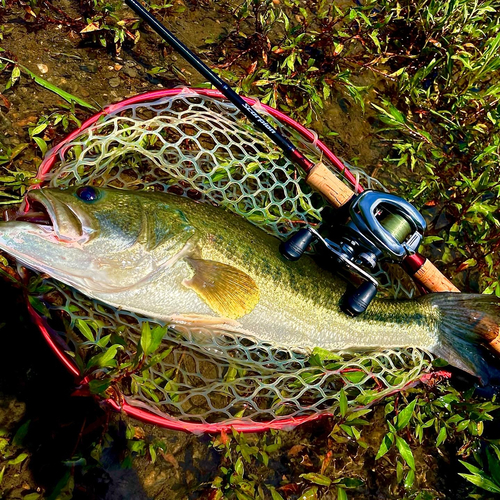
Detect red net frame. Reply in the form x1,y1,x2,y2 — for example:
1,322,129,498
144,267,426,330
28,88,434,433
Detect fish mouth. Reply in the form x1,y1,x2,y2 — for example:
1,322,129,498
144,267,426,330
8,189,87,242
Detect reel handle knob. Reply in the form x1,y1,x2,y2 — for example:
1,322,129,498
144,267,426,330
342,281,378,316
280,228,317,261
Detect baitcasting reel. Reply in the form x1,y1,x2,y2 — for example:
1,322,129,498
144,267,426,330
280,191,426,316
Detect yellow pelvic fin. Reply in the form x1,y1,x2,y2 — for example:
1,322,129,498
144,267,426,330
183,258,260,319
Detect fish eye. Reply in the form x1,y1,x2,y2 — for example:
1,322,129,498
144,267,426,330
76,186,100,202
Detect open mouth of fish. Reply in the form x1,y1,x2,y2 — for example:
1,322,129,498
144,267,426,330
4,190,86,242
10,197,52,225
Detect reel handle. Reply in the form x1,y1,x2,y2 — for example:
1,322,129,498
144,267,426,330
342,281,378,317
280,228,317,261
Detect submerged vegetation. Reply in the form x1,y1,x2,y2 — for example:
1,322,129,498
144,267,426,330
0,0,500,499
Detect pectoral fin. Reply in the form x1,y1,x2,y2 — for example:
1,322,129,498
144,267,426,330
183,258,260,319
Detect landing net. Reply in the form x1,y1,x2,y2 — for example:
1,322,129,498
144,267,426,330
29,88,432,432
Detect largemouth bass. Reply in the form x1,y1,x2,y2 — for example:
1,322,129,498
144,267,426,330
1,186,499,382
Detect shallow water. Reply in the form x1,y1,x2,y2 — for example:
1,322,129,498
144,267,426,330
0,1,497,499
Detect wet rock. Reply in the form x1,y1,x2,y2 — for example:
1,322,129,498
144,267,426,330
143,469,167,488
80,64,98,74
37,63,49,74
122,66,138,78
434,210,452,231
108,77,121,88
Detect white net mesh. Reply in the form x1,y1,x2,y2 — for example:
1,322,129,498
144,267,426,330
44,89,389,237
29,89,430,429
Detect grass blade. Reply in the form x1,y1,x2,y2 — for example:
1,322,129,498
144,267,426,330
0,57,97,110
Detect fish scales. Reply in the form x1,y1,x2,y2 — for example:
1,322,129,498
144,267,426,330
92,190,440,351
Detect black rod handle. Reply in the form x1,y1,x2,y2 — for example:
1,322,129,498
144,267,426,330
124,0,314,172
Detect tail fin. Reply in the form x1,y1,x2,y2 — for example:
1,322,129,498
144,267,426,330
422,293,500,385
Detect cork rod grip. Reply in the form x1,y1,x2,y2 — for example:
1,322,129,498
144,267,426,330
306,162,354,208
489,335,500,355
413,259,460,293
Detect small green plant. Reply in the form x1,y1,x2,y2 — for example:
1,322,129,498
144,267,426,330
209,429,286,499
80,1,138,56
205,0,371,124
27,103,83,158
372,385,500,494
0,421,35,498
459,443,500,495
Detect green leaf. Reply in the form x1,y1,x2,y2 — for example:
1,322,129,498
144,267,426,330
23,494,40,500
0,466,5,486
8,452,29,465
149,325,166,355
458,474,500,493
339,388,348,418
11,64,21,82
30,123,47,137
149,444,157,464
395,400,417,431
487,445,500,484
310,347,342,362
0,56,97,110
343,371,365,384
12,419,30,446
33,136,48,156
396,460,404,483
27,295,51,318
47,470,74,500
76,319,95,342
436,426,447,447
404,469,415,489
375,432,394,460
88,378,112,395
337,487,348,500
97,334,112,348
10,143,30,160
87,344,122,369
235,457,244,476
395,436,415,470
337,478,363,488
268,487,285,500
299,486,318,499
460,460,486,476
300,473,331,486
140,321,152,356
346,409,371,422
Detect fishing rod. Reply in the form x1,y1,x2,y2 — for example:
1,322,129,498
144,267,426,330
124,0,459,314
